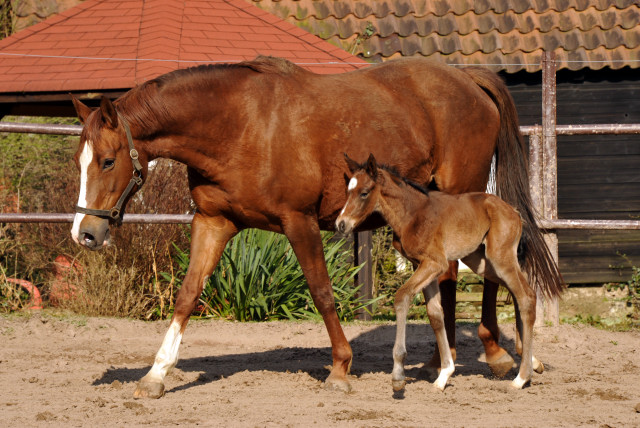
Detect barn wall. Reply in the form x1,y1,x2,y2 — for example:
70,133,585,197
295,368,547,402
503,67,640,284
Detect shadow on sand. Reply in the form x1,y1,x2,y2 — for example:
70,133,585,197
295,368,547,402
92,322,523,394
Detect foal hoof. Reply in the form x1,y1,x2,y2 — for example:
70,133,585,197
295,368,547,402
511,374,530,389
533,356,545,374
391,378,406,392
324,374,352,393
133,379,165,399
487,352,515,378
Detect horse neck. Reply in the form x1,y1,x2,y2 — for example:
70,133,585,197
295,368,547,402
376,173,426,235
122,77,238,171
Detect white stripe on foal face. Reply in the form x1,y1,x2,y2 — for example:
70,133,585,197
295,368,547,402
348,177,358,191
71,141,93,244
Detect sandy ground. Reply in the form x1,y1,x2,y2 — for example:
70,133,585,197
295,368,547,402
1,312,639,427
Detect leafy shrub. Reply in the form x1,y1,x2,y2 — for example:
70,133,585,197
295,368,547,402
164,229,381,321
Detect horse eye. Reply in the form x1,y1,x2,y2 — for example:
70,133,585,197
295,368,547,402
360,191,369,199
103,159,115,170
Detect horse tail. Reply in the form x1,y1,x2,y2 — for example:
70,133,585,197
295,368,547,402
462,66,565,298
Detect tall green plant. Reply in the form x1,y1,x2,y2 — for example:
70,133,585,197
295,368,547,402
164,229,381,321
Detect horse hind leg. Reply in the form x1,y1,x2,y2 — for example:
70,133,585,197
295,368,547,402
461,252,515,378
480,279,516,377
134,214,238,399
486,254,536,388
514,300,545,374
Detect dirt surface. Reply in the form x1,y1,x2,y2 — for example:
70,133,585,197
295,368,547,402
1,312,639,427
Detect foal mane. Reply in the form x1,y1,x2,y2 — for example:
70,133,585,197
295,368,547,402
90,56,304,139
354,160,430,197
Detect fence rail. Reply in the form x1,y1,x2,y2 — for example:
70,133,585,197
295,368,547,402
2,122,640,228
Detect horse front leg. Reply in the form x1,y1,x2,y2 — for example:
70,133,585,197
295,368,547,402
424,261,457,377
283,213,353,392
423,279,455,391
392,262,444,392
133,214,238,399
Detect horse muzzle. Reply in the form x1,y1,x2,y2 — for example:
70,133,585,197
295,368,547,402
73,215,111,250
335,217,355,236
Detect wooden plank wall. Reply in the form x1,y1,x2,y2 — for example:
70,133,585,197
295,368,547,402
504,67,640,284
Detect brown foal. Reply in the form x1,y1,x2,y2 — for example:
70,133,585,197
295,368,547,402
337,154,542,391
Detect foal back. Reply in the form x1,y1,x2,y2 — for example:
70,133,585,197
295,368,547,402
401,192,522,268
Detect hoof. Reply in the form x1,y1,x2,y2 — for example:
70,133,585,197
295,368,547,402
487,352,515,378
511,374,530,389
324,374,352,393
392,378,406,392
433,378,447,392
133,379,165,399
533,356,545,374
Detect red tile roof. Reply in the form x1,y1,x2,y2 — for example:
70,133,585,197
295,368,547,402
0,0,368,93
251,0,640,73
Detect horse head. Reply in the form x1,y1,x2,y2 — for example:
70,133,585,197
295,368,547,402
336,153,381,235
70,95,147,250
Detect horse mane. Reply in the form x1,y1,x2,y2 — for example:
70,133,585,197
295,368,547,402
100,56,304,139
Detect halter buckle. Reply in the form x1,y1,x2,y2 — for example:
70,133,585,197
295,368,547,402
109,207,121,220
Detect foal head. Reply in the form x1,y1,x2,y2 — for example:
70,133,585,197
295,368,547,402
70,96,147,250
336,153,382,235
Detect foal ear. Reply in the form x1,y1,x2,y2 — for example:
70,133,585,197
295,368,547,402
70,94,93,124
99,96,119,129
343,153,360,174
365,153,378,178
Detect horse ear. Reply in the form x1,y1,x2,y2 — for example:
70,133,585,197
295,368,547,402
343,153,360,174
70,94,93,124
366,153,378,178
99,96,119,129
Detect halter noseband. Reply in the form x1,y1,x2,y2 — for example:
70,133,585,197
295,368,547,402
75,113,144,222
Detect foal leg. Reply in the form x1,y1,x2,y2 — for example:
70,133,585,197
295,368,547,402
487,251,537,388
425,261,457,376
134,214,238,398
392,261,445,391
514,300,544,374
423,280,456,391
283,213,353,392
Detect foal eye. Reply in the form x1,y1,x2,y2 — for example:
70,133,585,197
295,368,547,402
103,159,115,170
360,191,369,199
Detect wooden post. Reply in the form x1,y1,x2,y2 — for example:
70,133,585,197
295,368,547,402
354,231,373,321
538,51,560,326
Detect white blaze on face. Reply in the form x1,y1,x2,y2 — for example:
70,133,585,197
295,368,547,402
348,177,358,191
71,141,93,244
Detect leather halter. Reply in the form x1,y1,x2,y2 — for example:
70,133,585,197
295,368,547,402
75,113,144,222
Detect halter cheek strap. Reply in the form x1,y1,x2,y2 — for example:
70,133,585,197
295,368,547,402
75,113,144,222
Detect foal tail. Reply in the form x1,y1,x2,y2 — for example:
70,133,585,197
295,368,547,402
462,67,565,298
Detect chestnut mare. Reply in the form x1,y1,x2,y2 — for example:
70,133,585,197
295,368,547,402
337,154,547,391
69,56,562,397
